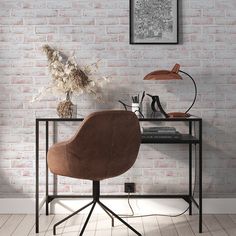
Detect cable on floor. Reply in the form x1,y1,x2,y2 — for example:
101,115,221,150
119,135,198,219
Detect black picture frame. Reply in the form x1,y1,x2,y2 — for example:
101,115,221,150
129,0,179,44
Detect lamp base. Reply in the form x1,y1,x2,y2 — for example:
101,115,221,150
167,112,191,118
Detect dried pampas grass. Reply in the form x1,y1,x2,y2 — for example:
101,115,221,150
32,44,109,103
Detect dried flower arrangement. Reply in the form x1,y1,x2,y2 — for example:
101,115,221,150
33,44,109,118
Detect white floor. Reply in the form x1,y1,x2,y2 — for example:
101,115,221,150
0,214,236,236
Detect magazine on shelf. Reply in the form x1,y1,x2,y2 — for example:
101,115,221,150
142,127,177,133
141,131,182,139
141,126,182,139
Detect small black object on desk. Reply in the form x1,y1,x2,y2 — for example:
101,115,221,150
147,94,169,118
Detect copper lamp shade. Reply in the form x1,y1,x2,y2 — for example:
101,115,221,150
144,64,197,118
144,64,182,81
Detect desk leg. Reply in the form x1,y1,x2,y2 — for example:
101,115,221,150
189,121,192,215
199,120,202,233
35,120,39,233
46,121,49,215
53,121,58,200
189,143,192,215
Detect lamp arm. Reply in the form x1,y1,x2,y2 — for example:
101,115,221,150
179,70,197,114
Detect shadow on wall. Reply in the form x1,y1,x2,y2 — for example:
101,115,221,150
95,83,143,111
0,113,32,198
102,82,156,116
0,166,29,198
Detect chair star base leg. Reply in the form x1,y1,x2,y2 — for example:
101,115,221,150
98,201,142,236
100,204,115,227
79,202,96,236
53,200,94,235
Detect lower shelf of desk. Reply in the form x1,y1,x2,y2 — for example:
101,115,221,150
47,194,199,209
141,134,199,144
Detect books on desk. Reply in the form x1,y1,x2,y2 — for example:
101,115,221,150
141,126,182,139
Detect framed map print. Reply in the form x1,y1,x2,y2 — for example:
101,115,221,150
130,0,179,44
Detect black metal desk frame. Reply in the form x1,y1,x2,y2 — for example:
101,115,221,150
35,117,202,233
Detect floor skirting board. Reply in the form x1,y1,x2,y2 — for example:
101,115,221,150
0,198,236,214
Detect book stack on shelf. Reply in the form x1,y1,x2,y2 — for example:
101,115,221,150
141,126,182,139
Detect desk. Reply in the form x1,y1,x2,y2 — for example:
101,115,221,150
35,117,202,233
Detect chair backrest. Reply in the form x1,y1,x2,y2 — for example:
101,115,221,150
47,110,141,181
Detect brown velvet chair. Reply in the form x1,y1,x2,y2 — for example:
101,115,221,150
47,110,141,235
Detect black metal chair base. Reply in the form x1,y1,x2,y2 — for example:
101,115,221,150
53,181,142,236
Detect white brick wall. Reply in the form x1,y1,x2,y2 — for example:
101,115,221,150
0,0,236,198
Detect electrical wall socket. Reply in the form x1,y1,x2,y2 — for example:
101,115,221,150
124,183,135,193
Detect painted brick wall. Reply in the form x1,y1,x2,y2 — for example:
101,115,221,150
0,0,236,198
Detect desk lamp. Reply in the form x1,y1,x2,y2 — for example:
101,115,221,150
144,64,197,118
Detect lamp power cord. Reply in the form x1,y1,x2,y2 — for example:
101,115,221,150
118,143,198,219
